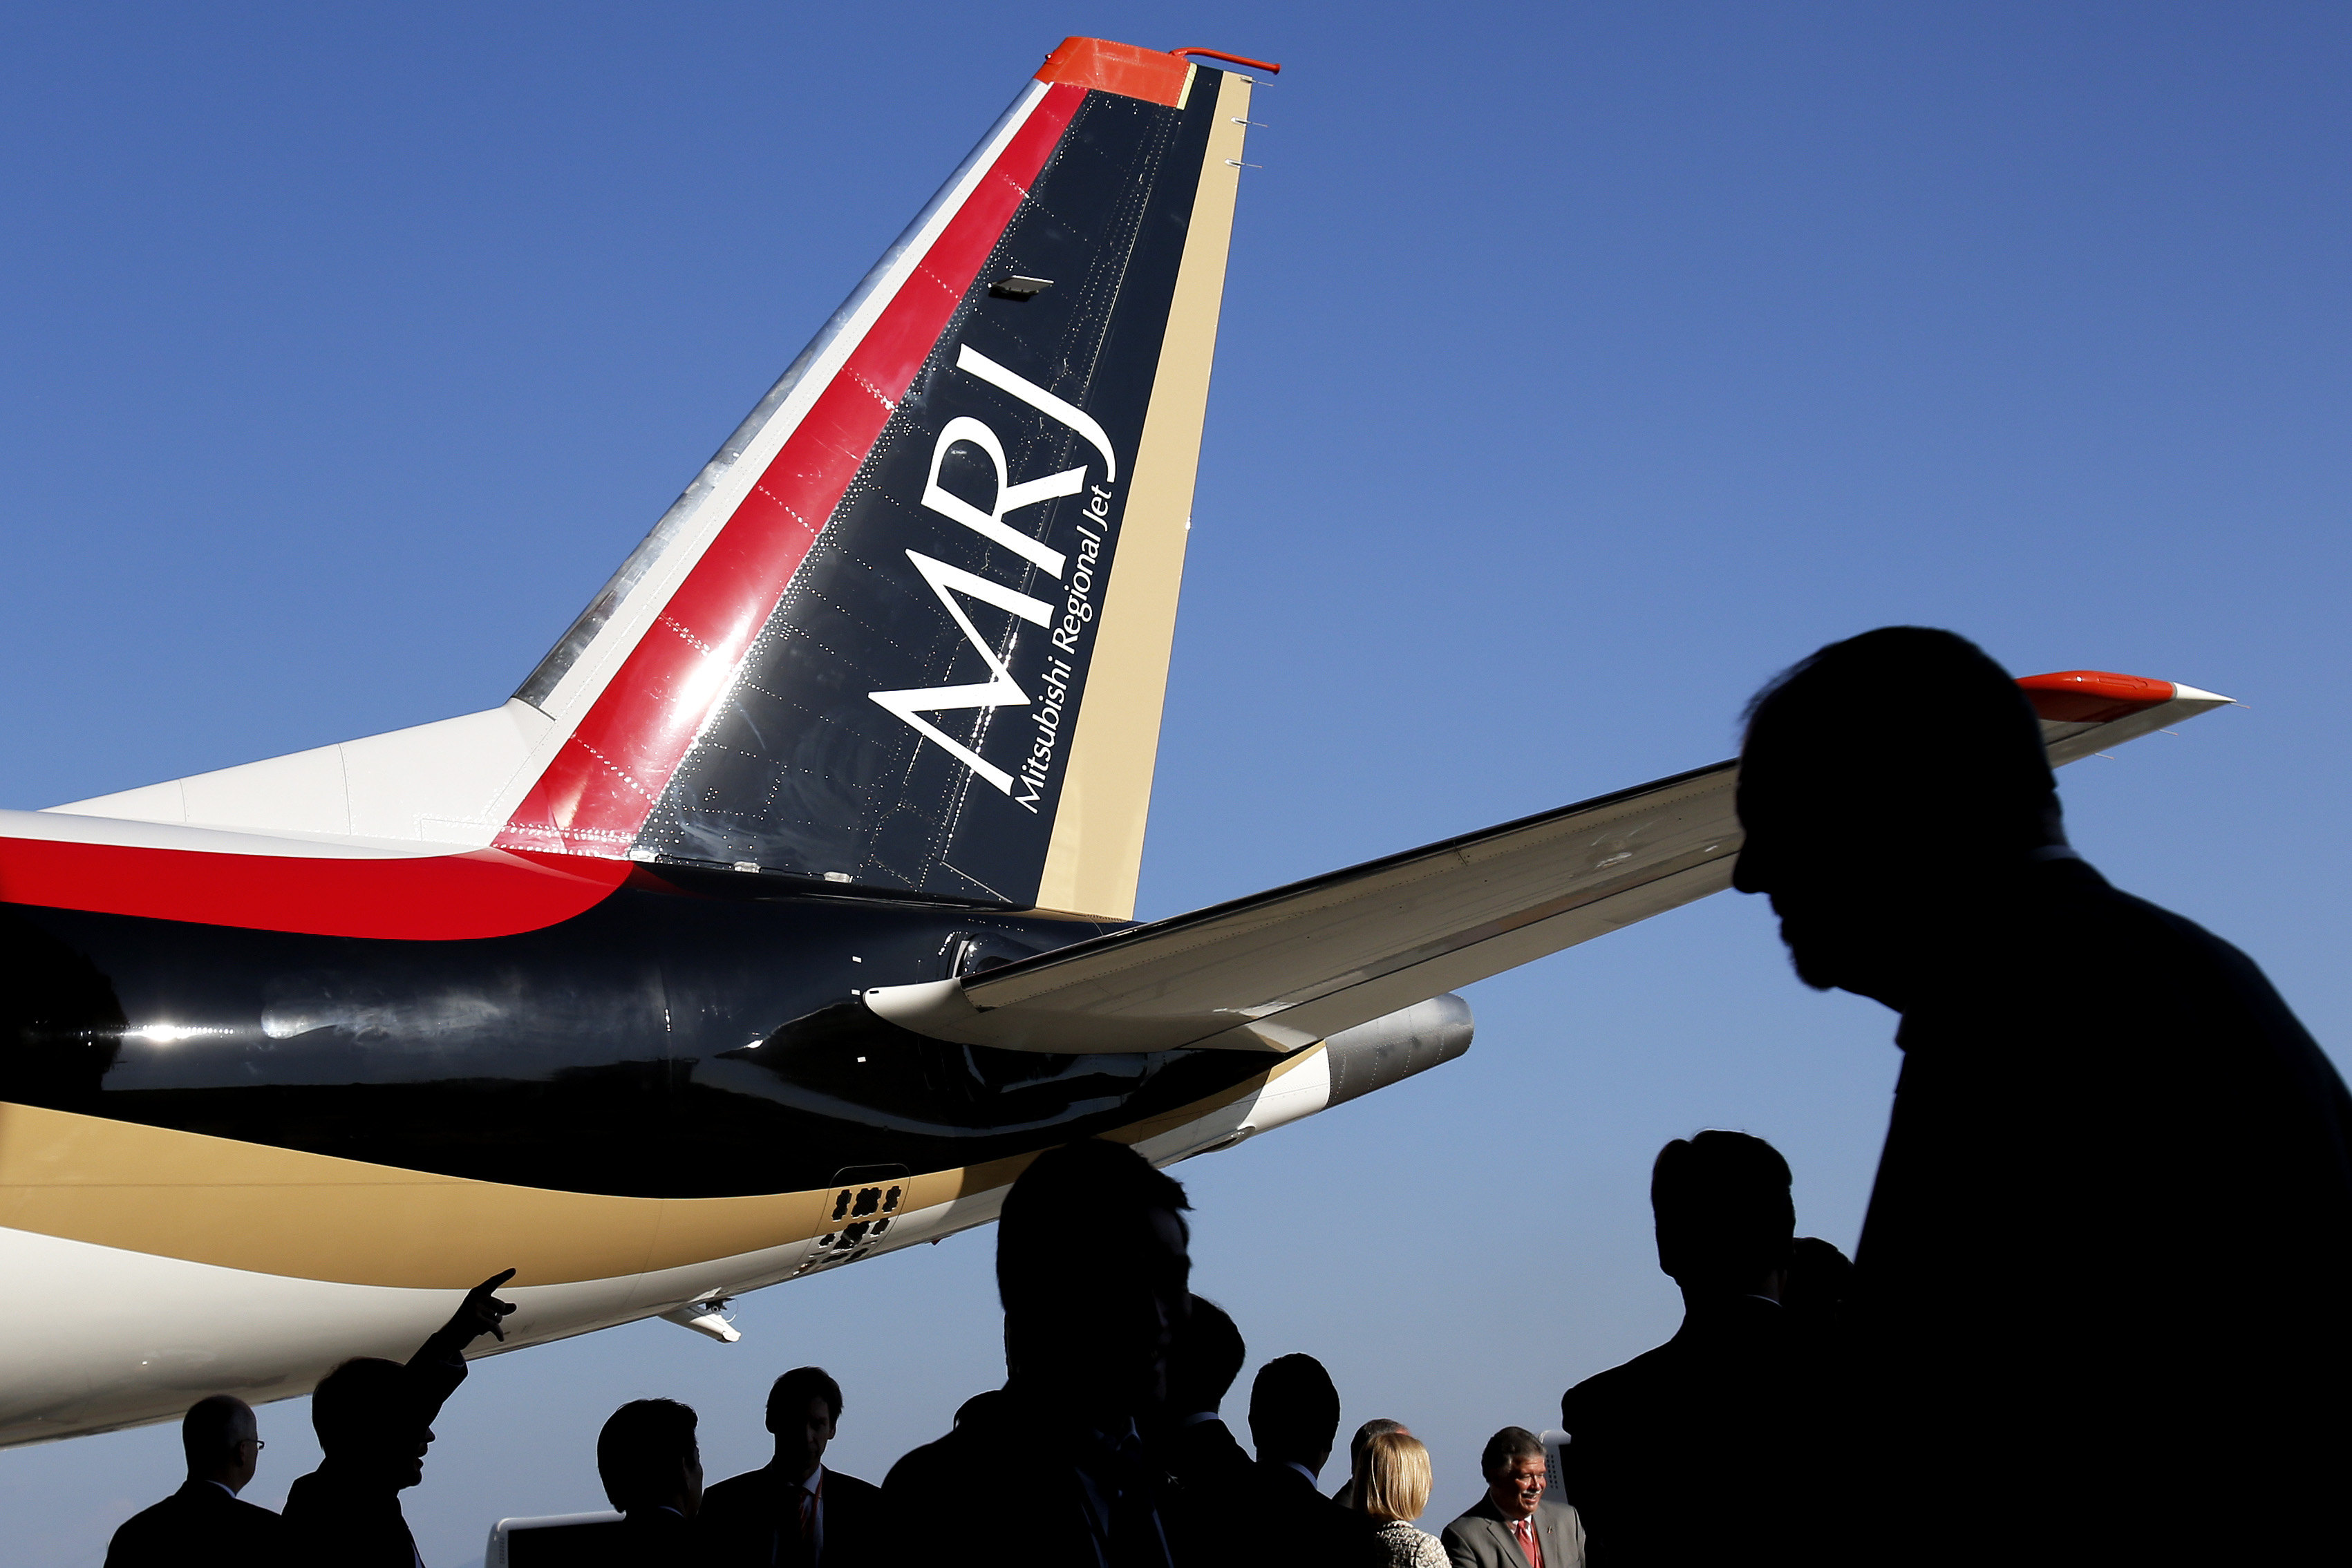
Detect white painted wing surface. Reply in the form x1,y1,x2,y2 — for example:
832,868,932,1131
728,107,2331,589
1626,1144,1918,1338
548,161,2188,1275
863,687,2234,1054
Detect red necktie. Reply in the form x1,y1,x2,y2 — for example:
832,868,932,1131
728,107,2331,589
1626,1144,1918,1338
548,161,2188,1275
1514,1517,1543,1568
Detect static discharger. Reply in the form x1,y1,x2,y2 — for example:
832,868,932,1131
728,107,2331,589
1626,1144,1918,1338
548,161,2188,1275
1170,47,1283,73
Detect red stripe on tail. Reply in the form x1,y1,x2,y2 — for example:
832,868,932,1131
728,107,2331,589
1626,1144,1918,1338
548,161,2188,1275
497,85,1085,858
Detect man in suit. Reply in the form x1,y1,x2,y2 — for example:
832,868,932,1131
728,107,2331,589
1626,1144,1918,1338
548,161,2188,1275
701,1366,885,1567
1150,1296,1253,1568
104,1395,289,1567
885,1140,1192,1567
1558,1132,1838,1565
1735,626,2352,1562
1239,1353,1380,1567
593,1398,702,1565
1442,1429,1583,1568
282,1268,516,1567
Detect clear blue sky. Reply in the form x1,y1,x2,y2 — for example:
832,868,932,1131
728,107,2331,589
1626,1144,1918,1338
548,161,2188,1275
3,3,2347,1563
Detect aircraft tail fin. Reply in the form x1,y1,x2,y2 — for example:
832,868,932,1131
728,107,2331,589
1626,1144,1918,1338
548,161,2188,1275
498,38,1257,916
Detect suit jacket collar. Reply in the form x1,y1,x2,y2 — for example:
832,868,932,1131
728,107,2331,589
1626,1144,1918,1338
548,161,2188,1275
1170,1417,1250,1468
1467,1497,1570,1561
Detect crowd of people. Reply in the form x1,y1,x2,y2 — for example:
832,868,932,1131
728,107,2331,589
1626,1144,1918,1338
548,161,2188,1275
104,1140,1596,1568
100,628,2352,1566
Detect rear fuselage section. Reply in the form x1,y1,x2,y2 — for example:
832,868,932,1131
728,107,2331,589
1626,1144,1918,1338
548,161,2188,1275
1,869,1272,1200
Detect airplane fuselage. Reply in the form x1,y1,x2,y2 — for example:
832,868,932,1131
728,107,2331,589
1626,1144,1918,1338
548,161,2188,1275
6,871,1274,1202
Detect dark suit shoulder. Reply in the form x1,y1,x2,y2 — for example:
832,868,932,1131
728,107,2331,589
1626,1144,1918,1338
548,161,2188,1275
883,1421,1015,1542
104,1496,184,1565
694,1465,777,1551
822,1466,889,1545
704,1464,769,1493
1236,1461,1382,1565
1159,1417,1253,1486
698,1466,770,1506
279,1469,327,1519
1988,862,2316,1043
881,1428,963,1500
1559,1335,1680,1427
107,1486,287,1567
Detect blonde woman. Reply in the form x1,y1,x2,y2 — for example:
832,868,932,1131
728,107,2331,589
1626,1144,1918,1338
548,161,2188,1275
1353,1429,1448,1568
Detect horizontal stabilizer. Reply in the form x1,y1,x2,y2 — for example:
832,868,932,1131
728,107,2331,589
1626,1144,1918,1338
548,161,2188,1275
861,670,2233,1052
865,762,1737,1052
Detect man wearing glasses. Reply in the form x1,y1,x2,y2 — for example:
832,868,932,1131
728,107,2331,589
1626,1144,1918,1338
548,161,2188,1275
104,1394,290,1566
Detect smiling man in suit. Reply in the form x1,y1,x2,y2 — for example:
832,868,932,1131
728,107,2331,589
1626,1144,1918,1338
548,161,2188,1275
1441,1428,1583,1568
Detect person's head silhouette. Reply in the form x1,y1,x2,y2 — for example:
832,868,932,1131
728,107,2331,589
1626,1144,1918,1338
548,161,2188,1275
1160,1294,1245,1425
764,1366,842,1483
1248,1353,1342,1478
997,1139,1191,1421
312,1358,431,1489
1735,626,2061,1001
1651,1131,1796,1304
182,1395,262,1494
598,1398,703,1520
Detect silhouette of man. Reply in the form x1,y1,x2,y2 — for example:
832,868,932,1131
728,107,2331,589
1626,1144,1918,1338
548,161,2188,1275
1150,1296,1254,1568
282,1268,516,1567
1331,1418,1407,1509
104,1395,289,1567
1735,626,2352,1562
701,1366,884,1567
1440,1428,1584,1568
1237,1353,1380,1567
885,1139,1192,1567
1558,1132,1834,1565
590,1398,701,1564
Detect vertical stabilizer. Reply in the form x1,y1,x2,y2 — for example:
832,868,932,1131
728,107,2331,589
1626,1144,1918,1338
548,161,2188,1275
496,38,1256,915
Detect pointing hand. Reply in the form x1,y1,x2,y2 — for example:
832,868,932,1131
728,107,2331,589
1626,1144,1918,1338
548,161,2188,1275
449,1268,519,1344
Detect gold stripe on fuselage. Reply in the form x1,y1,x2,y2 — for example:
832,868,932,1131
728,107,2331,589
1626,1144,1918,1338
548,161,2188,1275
0,1044,1306,1288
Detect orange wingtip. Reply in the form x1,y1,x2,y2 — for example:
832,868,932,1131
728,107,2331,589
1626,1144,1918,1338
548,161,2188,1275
2016,670,2178,724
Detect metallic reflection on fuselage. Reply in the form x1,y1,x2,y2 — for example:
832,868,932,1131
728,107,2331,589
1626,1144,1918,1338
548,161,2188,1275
0,872,1277,1199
